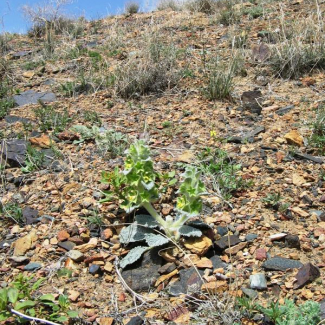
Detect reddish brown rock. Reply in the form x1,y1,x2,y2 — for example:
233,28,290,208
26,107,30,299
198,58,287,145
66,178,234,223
256,248,267,261
295,263,320,289
57,230,70,242
101,228,113,240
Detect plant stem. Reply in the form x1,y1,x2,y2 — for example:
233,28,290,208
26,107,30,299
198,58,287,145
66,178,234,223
142,202,167,228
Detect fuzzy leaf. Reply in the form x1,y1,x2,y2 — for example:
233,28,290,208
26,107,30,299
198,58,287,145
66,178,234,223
15,300,36,310
178,225,202,237
187,220,211,230
120,246,148,269
135,215,159,228
145,233,169,247
119,224,146,244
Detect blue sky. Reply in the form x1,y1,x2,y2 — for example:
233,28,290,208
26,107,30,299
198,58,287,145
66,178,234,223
0,0,155,34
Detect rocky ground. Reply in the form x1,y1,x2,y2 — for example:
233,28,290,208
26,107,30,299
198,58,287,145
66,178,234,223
1,0,325,324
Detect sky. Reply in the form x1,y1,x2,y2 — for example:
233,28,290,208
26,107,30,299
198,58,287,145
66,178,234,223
0,0,155,34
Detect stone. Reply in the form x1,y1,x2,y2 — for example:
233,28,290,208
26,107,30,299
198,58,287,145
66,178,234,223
158,262,177,274
270,233,287,241
98,318,114,325
14,229,38,256
23,71,35,78
294,263,320,289
292,152,324,163
169,266,204,296
224,242,247,255
57,230,70,242
9,256,30,266
30,134,51,148
74,237,98,252
68,290,80,302
210,255,227,270
126,316,144,325
217,226,228,236
276,105,295,116
4,116,32,124
242,287,258,299
84,254,104,264
246,233,258,242
215,235,241,250
241,90,263,114
121,249,163,292
101,228,113,240
0,139,27,167
24,262,42,271
252,43,270,62
263,257,303,271
285,235,300,249
320,299,325,320
10,51,32,59
58,241,76,251
256,248,267,261
13,90,56,106
67,250,84,262
250,273,267,290
183,235,212,256
284,130,303,147
22,207,39,225
201,281,228,294
89,264,101,275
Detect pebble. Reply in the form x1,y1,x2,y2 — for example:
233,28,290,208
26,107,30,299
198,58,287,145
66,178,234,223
263,257,303,271
89,264,101,275
67,250,84,262
246,233,258,242
250,273,267,290
24,262,42,271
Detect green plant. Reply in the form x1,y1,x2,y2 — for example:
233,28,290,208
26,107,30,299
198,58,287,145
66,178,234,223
70,125,129,158
125,1,140,14
21,145,45,173
236,296,257,318
196,147,250,201
262,192,282,209
0,274,77,323
0,77,15,119
309,105,325,155
100,140,208,268
33,102,72,133
82,110,102,126
243,6,264,19
156,0,180,11
162,121,172,128
1,202,23,224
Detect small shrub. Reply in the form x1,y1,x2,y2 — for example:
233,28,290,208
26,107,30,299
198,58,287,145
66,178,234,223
309,105,325,154
0,33,11,54
82,110,102,126
243,6,264,19
156,0,180,11
125,1,140,14
1,202,23,224
33,102,72,133
21,145,45,173
186,0,217,14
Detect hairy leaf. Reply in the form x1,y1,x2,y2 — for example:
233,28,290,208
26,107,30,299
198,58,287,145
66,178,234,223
135,214,159,228
120,246,148,269
178,225,202,237
145,233,169,247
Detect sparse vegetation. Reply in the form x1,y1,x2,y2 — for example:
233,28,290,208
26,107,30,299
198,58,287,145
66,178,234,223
125,1,140,14
21,145,45,173
0,202,23,224
309,104,325,154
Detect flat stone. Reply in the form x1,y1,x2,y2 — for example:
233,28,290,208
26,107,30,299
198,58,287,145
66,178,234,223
224,242,247,255
57,230,70,242
14,229,38,256
66,250,84,262
210,255,227,270
57,241,75,251
89,264,101,275
126,316,144,325
217,226,228,236
0,139,27,167
293,152,324,163
250,273,267,290
13,90,56,106
242,287,258,299
158,262,177,274
285,235,300,249
320,299,325,320
9,256,30,266
4,116,32,124
215,235,241,250
256,248,267,261
241,90,263,114
24,262,42,271
284,130,303,147
10,51,32,59
295,263,320,289
276,105,295,116
121,249,163,292
246,233,258,242
168,266,204,296
262,257,303,271
22,207,39,225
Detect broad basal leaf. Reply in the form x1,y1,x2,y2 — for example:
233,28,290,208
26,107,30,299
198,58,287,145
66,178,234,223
119,246,148,269
7,288,19,304
178,225,202,237
119,224,153,244
15,300,36,310
135,214,159,228
144,233,169,247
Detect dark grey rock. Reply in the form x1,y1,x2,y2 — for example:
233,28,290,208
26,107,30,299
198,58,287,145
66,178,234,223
246,233,258,242
295,263,320,289
121,249,163,292
0,139,27,167
262,257,303,271
158,262,177,274
227,126,265,144
276,105,295,116
169,267,204,296
126,316,144,325
5,116,32,124
24,262,42,271
57,241,75,251
9,256,30,266
11,51,32,59
42,79,56,85
215,235,241,250
250,273,267,290
242,287,258,299
217,226,228,236
285,234,300,249
86,41,98,48
89,264,100,275
241,90,263,115
320,299,325,320
13,90,56,106
293,152,324,164
210,255,227,270
22,207,39,225
41,148,62,171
